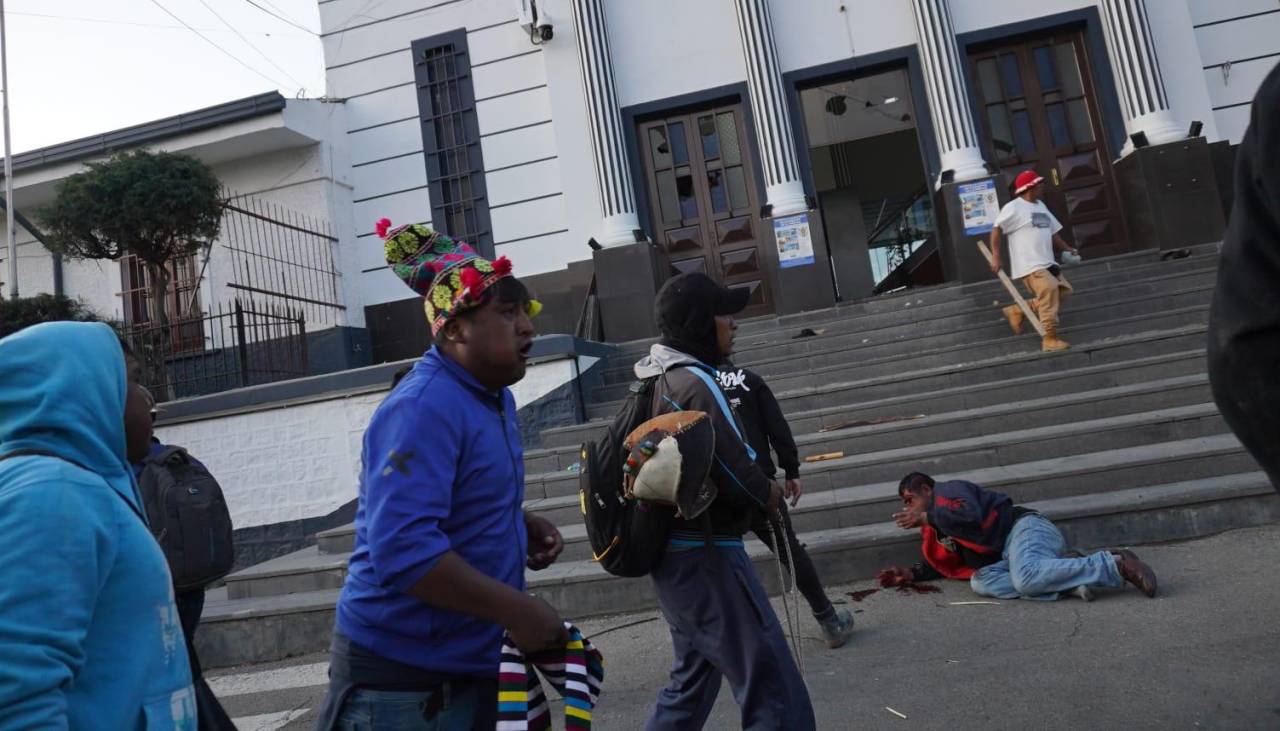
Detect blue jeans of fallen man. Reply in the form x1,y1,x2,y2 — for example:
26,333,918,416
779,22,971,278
970,514,1123,600
645,542,815,731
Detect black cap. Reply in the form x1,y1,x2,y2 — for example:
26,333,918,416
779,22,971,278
656,272,749,320
654,273,749,359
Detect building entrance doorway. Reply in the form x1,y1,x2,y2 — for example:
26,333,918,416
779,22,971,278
636,102,774,317
800,67,941,300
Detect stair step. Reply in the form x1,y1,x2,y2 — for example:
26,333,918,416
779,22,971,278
601,247,1218,361
196,469,1274,669
597,266,1217,386
323,377,1220,558
533,380,1220,502
594,293,1211,402
287,411,1239,584
539,420,1239,561
542,347,1208,449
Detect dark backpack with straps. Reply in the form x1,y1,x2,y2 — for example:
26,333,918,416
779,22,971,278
137,446,235,591
579,376,680,578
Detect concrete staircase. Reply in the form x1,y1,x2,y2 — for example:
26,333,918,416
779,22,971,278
196,244,1278,668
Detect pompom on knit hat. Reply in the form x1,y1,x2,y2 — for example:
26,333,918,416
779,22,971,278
376,218,541,335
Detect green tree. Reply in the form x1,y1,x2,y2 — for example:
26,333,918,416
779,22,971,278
37,150,223,333
0,293,112,339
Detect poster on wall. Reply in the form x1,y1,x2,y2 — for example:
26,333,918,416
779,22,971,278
773,213,815,268
959,178,1000,235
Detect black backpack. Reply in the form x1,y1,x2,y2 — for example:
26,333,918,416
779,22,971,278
138,446,235,591
579,376,679,577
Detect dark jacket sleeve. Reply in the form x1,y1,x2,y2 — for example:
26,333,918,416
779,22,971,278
927,481,1010,554
659,369,773,511
748,370,800,479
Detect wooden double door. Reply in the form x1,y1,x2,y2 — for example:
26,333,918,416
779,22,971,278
637,102,774,316
969,29,1129,257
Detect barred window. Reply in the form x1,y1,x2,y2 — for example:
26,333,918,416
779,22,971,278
119,254,205,352
412,31,492,257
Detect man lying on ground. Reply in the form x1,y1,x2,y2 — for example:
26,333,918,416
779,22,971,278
882,472,1158,601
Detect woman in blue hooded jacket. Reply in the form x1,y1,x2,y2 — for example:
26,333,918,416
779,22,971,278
0,322,195,729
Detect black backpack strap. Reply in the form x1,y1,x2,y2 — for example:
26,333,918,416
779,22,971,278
143,445,188,467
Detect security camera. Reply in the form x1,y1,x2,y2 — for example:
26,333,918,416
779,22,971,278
535,9,553,42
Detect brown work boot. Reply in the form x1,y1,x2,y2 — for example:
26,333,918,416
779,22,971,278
1041,325,1070,352
1113,549,1158,598
1002,305,1025,335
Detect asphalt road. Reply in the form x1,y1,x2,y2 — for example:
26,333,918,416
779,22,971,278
213,522,1280,730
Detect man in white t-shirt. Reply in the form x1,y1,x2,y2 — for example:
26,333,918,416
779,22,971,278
989,170,1080,352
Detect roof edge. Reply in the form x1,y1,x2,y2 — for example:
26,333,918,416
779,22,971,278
3,91,289,178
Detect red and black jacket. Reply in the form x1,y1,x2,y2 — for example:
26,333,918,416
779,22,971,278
909,480,1034,581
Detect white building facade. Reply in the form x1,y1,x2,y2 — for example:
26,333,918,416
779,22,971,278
1,1,1275,361
319,0,1275,346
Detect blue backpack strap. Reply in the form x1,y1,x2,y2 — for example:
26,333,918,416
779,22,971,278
684,365,757,463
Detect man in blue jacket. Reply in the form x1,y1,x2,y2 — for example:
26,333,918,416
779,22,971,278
886,472,1158,601
317,222,566,729
0,322,196,729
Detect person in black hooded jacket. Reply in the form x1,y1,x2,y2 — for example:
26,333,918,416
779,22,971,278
1208,61,1280,492
635,272,815,731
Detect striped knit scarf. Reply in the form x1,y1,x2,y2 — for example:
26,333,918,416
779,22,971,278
498,622,605,730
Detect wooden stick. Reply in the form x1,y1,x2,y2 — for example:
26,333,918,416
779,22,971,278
975,239,1046,337
804,451,844,463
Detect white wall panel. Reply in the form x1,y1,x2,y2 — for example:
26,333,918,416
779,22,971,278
495,230,578,278
1205,56,1279,110
350,118,422,167
1213,104,1253,145
607,0,746,107
490,194,567,246
473,54,548,100
345,86,419,133
352,154,428,201
486,158,562,207
353,186,431,239
770,0,918,72
476,87,552,135
1187,0,1278,26
1194,12,1280,67
468,20,535,66
480,122,558,170
328,49,414,99
321,1,512,69
358,266,414,306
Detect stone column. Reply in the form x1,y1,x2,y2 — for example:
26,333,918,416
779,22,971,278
1099,0,1183,153
909,0,990,184
730,0,807,216
570,0,642,246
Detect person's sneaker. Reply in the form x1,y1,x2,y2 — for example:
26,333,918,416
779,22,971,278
818,608,855,649
1113,549,1158,598
1068,585,1095,602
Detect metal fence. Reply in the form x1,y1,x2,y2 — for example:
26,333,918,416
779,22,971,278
220,189,344,326
123,299,307,402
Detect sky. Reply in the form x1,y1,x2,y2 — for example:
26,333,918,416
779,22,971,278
4,0,326,154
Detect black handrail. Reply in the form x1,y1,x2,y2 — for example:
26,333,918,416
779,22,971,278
865,184,930,245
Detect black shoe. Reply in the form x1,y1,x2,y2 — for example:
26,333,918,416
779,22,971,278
1113,549,1157,598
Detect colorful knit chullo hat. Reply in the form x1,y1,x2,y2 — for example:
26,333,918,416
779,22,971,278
376,217,541,335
